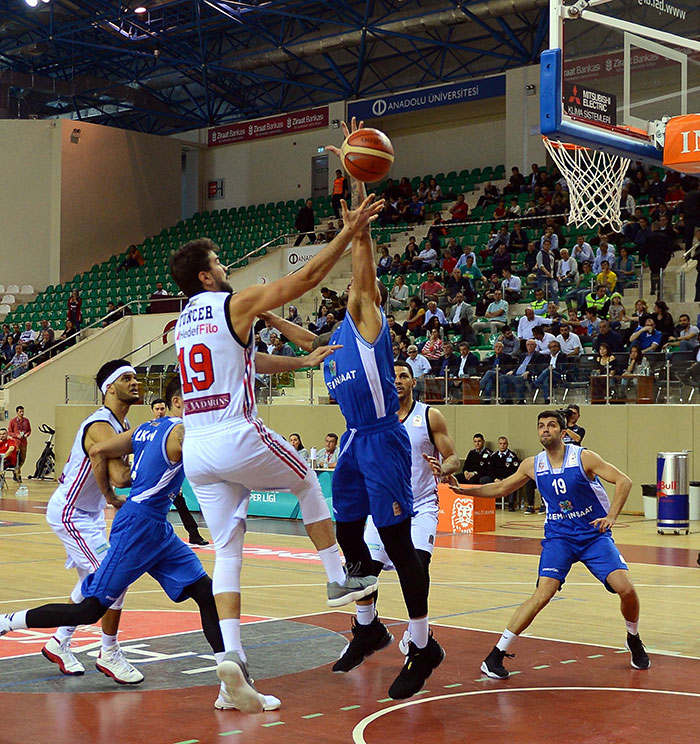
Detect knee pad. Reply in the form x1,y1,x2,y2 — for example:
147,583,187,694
212,523,244,595
293,471,331,525
335,519,374,577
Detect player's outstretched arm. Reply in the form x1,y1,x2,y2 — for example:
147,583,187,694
447,457,534,498
423,408,461,479
259,311,318,352
255,346,341,374
88,428,134,508
229,193,383,337
582,449,633,532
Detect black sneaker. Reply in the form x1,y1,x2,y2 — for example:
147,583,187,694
626,632,651,670
188,535,209,546
332,616,393,673
481,645,513,679
388,632,445,699
524,507,535,514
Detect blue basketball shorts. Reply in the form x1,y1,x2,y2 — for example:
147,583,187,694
331,422,414,528
538,532,628,593
81,500,207,606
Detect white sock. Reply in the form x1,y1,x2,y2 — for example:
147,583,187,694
219,618,246,662
55,626,76,643
101,632,118,650
3,611,28,630
356,603,375,625
625,620,639,636
496,628,518,652
408,616,429,649
318,544,346,585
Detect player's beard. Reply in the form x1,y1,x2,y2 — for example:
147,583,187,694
218,278,234,293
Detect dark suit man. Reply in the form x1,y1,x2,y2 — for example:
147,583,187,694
500,339,548,403
534,339,569,403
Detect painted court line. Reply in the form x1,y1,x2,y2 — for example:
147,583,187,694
341,705,361,711
219,731,243,737
302,713,323,719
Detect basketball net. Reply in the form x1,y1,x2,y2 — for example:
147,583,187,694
542,136,631,233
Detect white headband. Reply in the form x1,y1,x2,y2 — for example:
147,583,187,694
100,365,137,395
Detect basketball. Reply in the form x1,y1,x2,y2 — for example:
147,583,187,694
340,127,394,183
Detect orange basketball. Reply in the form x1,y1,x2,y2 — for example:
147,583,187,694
340,128,394,183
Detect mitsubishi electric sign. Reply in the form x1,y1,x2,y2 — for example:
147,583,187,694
347,75,505,121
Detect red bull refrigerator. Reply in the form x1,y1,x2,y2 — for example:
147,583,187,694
657,451,690,535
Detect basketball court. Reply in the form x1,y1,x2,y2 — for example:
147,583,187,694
0,480,699,743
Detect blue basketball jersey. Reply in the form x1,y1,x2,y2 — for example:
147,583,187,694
128,417,185,519
534,444,610,539
323,310,399,429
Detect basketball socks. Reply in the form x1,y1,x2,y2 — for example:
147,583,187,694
356,602,375,626
496,628,518,652
101,632,118,650
220,618,246,662
408,616,429,649
318,545,346,585
625,620,639,636
55,626,75,643
2,611,27,630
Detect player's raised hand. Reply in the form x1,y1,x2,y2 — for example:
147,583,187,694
422,453,443,479
341,193,384,234
305,344,343,367
325,117,365,159
590,515,615,532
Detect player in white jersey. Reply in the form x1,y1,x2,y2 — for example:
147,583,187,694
43,359,143,684
169,193,383,712
331,359,460,673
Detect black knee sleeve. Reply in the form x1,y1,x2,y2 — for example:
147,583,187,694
416,549,432,594
378,519,428,619
27,596,108,629
335,518,374,577
184,575,224,654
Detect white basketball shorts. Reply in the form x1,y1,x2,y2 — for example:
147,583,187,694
364,506,439,570
46,495,109,574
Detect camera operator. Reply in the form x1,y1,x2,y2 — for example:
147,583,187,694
561,404,585,446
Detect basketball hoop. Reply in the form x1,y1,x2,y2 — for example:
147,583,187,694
542,136,631,233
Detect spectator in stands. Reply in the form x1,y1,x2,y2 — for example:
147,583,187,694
556,322,583,358
556,248,578,290
504,166,526,195
596,260,617,293
0,332,14,365
406,344,432,400
320,286,339,309
117,244,145,272
501,267,522,303
424,300,447,329
378,199,400,228
592,341,620,380
387,315,408,345
446,267,473,303
629,317,662,355
651,299,675,346
448,193,469,223
666,313,700,351
32,330,55,365
492,244,512,277
253,332,267,354
147,281,170,314
455,341,480,379
426,213,448,251
648,170,667,202
479,341,514,404
613,246,636,292
404,297,426,335
445,236,461,257
516,307,548,349
440,248,457,277
477,182,500,208
294,198,315,246
533,339,567,403
539,225,559,252
658,213,678,243
426,178,443,204
498,326,519,357
633,216,653,256
567,307,586,337
317,433,339,469
474,288,508,335
376,246,392,277
460,255,483,296
420,272,445,301
509,222,529,253
440,341,460,378
445,291,473,335
59,320,79,350
536,238,558,304
413,242,438,272
416,181,429,201
389,253,402,275
581,307,601,338
421,327,444,374
532,324,557,356
523,241,538,277
531,287,548,316
584,285,610,319
270,333,295,357
620,345,651,398
641,221,673,295
405,194,426,224
488,225,511,253
19,322,36,354
592,239,616,273
331,169,349,219
490,437,521,510
324,221,337,242
38,318,54,344
571,261,597,308
620,187,635,220
607,292,626,331
501,338,546,405
286,305,303,327
494,200,507,220
528,163,545,194
383,178,400,202
4,343,28,379
398,177,413,200
475,273,502,316
67,289,82,331
288,434,309,463
544,302,565,334
389,275,409,311
593,319,624,353
102,301,120,327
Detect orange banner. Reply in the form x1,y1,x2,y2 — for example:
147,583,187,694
663,115,700,173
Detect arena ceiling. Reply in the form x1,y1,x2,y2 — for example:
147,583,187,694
0,0,551,134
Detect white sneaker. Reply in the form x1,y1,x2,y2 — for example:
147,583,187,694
398,630,412,656
0,613,14,637
214,682,281,711
96,645,144,685
42,636,85,675
216,651,266,714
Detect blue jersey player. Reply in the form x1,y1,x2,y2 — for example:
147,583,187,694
0,377,279,712
450,409,650,678
263,117,444,701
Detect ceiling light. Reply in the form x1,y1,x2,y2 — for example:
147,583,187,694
134,6,147,12
24,0,40,7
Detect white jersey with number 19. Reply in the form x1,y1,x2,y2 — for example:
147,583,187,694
174,291,257,430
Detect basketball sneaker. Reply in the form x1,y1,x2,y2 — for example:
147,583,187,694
327,572,379,608
481,645,514,679
398,630,412,656
626,633,651,670
388,632,445,700
42,636,85,675
216,651,267,714
215,682,281,711
96,646,144,684
332,616,393,673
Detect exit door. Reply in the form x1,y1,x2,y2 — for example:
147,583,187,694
312,154,329,201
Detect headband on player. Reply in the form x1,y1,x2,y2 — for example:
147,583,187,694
100,365,137,395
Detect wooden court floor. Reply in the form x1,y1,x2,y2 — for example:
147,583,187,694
0,480,699,743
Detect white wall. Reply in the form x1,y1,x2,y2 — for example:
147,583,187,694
505,64,547,173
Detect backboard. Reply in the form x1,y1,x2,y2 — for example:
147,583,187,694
541,0,700,166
